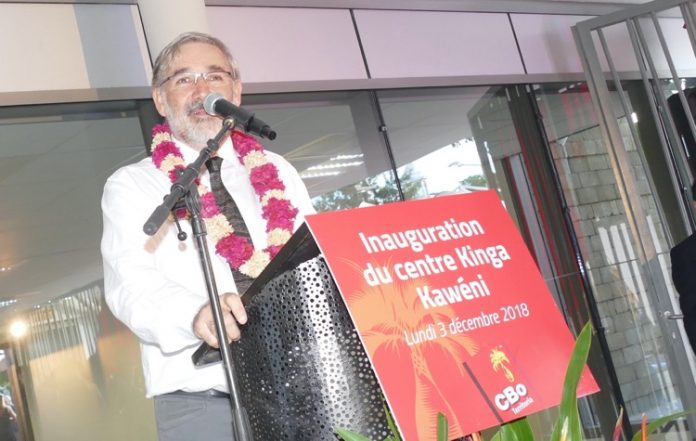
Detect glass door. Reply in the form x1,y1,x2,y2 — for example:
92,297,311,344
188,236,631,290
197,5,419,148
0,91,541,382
573,0,696,435
534,79,696,438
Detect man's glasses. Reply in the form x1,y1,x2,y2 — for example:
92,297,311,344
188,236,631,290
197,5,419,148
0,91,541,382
159,71,235,89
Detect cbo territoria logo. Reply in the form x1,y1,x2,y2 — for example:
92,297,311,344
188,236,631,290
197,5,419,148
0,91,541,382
490,345,535,414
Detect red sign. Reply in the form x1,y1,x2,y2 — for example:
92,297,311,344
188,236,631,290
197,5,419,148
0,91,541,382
305,191,598,440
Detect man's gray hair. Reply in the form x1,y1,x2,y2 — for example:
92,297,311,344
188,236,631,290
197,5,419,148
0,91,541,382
151,32,240,87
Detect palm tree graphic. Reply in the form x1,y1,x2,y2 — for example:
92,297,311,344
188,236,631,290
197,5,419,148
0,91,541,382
490,346,514,382
343,262,479,440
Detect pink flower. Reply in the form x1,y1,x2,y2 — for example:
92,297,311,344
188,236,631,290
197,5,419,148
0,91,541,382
152,123,171,136
152,141,180,167
250,164,284,194
199,192,221,217
263,198,298,230
232,131,263,157
216,235,254,269
174,207,188,219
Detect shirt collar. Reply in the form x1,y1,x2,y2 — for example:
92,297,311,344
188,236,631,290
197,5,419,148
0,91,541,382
172,133,237,165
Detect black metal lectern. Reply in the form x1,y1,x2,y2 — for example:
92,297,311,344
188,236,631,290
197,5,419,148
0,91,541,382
194,223,390,440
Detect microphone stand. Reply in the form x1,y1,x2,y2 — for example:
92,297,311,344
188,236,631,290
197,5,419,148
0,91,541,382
143,119,253,441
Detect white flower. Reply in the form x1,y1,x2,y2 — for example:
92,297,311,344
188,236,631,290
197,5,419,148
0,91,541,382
152,132,171,146
240,250,271,278
242,151,268,170
267,228,291,246
205,214,234,242
160,155,184,174
261,190,287,206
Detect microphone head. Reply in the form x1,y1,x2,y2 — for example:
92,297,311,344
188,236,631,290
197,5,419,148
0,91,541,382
203,93,224,116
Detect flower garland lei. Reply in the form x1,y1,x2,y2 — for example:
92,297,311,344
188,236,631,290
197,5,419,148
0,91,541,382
150,123,298,278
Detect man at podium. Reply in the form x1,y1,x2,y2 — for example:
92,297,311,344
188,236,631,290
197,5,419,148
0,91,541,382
100,32,314,441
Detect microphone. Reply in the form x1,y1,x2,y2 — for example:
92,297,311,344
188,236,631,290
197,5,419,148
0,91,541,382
203,93,277,140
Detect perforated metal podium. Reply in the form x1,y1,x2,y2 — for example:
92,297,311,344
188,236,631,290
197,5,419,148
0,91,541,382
194,224,389,440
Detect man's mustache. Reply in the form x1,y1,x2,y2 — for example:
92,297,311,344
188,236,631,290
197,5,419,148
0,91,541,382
186,101,205,115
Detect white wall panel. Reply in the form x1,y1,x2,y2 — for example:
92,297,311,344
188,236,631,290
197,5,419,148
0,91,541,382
600,16,696,77
512,13,640,74
131,5,154,85
74,4,151,88
207,7,367,83
514,14,696,76
0,3,151,98
353,10,524,79
0,4,90,93
138,0,208,63
511,14,588,74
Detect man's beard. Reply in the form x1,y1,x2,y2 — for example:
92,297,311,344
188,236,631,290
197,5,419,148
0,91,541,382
163,98,222,149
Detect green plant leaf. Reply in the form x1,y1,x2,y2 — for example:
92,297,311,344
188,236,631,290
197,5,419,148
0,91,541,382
490,418,535,441
508,417,535,440
383,403,401,441
630,409,696,441
551,321,593,441
335,428,373,441
437,412,448,441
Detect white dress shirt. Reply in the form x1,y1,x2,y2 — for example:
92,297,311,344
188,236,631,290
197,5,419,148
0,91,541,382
101,135,315,397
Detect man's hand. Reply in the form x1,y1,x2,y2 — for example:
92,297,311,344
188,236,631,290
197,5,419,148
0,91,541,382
193,293,248,348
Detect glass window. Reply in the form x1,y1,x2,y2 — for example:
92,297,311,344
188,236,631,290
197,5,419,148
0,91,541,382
0,101,157,441
0,101,148,307
377,87,491,199
247,91,397,211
